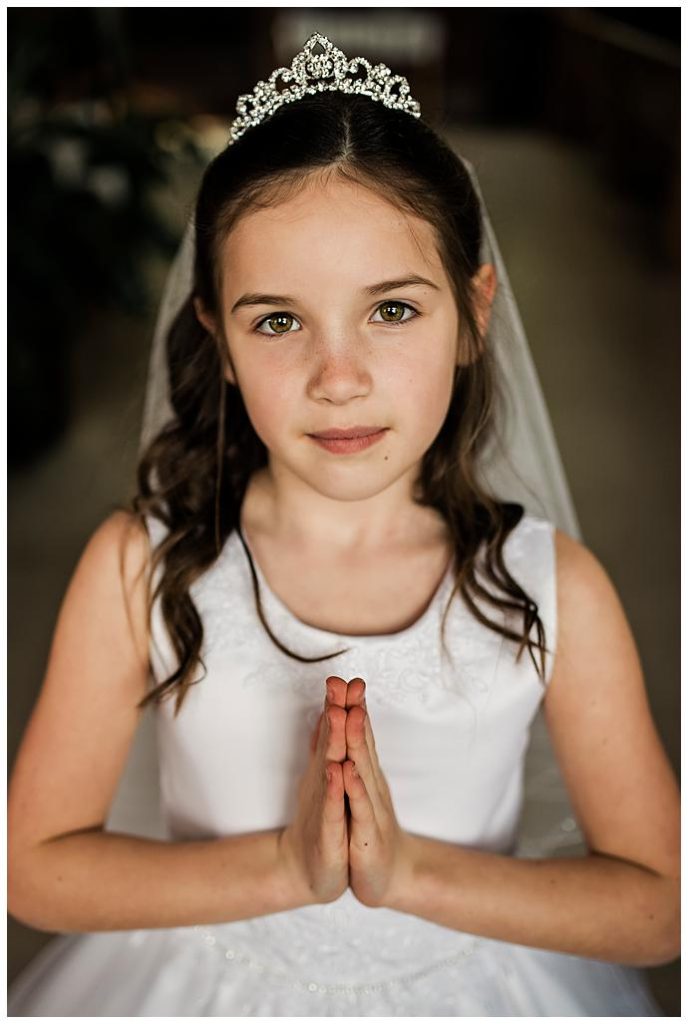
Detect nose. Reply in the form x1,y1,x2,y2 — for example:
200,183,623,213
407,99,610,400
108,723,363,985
306,331,373,404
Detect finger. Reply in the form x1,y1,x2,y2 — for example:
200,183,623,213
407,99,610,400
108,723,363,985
345,705,386,818
309,712,322,755
325,676,348,708
348,682,379,763
309,684,335,757
321,704,347,764
345,703,367,759
348,681,376,755
346,677,367,710
322,761,346,824
346,681,381,785
344,708,387,802
362,706,380,761
362,710,392,803
342,759,377,842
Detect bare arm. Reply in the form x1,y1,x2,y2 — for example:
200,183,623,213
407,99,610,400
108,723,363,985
7,512,315,932
11,827,302,933
389,836,677,968
343,531,680,967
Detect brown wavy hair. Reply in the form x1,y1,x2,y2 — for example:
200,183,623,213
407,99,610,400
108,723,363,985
125,91,551,716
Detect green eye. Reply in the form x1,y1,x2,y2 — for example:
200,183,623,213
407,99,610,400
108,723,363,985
374,301,418,325
379,303,404,322
256,313,297,335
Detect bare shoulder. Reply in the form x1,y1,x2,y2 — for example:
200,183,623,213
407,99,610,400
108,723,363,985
548,525,641,703
543,527,680,883
80,507,150,574
553,526,613,601
91,507,151,574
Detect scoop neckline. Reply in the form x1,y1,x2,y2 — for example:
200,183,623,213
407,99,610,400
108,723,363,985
232,524,456,644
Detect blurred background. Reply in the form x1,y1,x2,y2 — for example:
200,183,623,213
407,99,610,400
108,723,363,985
7,7,680,1011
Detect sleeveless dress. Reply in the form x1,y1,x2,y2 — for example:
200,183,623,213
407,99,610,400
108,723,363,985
8,512,663,1016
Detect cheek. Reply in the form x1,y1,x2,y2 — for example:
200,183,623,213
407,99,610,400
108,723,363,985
236,367,296,441
395,343,456,425
413,373,455,439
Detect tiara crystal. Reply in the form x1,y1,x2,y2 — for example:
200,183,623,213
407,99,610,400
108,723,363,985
228,33,422,144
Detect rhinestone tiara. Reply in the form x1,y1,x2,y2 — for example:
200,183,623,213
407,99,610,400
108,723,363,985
228,32,422,145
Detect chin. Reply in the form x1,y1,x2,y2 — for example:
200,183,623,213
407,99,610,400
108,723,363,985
303,463,403,503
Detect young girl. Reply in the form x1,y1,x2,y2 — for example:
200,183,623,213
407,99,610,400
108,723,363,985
8,34,678,1016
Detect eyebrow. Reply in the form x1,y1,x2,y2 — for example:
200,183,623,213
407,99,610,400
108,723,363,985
229,275,440,315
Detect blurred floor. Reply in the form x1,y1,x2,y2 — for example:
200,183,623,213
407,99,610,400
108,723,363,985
8,125,679,1012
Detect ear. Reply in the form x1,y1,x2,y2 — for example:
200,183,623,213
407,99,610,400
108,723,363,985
472,263,497,339
193,296,217,337
193,297,237,388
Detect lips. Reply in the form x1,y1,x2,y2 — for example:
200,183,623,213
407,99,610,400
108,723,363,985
309,426,386,440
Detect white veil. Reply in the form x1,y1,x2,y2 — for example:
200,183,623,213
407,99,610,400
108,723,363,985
107,140,587,860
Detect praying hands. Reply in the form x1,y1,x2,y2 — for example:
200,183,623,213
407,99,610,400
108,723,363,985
278,676,412,908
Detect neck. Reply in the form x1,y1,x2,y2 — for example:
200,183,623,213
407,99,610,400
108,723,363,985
241,463,448,557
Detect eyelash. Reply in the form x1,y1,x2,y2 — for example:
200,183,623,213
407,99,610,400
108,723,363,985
253,301,421,336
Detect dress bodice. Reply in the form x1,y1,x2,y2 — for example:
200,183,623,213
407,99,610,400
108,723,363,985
146,511,556,855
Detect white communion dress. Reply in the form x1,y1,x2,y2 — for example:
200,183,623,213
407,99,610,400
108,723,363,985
8,511,664,1016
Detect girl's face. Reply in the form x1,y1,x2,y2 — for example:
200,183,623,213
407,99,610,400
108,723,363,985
199,175,485,512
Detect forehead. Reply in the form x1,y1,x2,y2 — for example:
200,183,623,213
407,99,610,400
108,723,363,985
220,177,446,291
